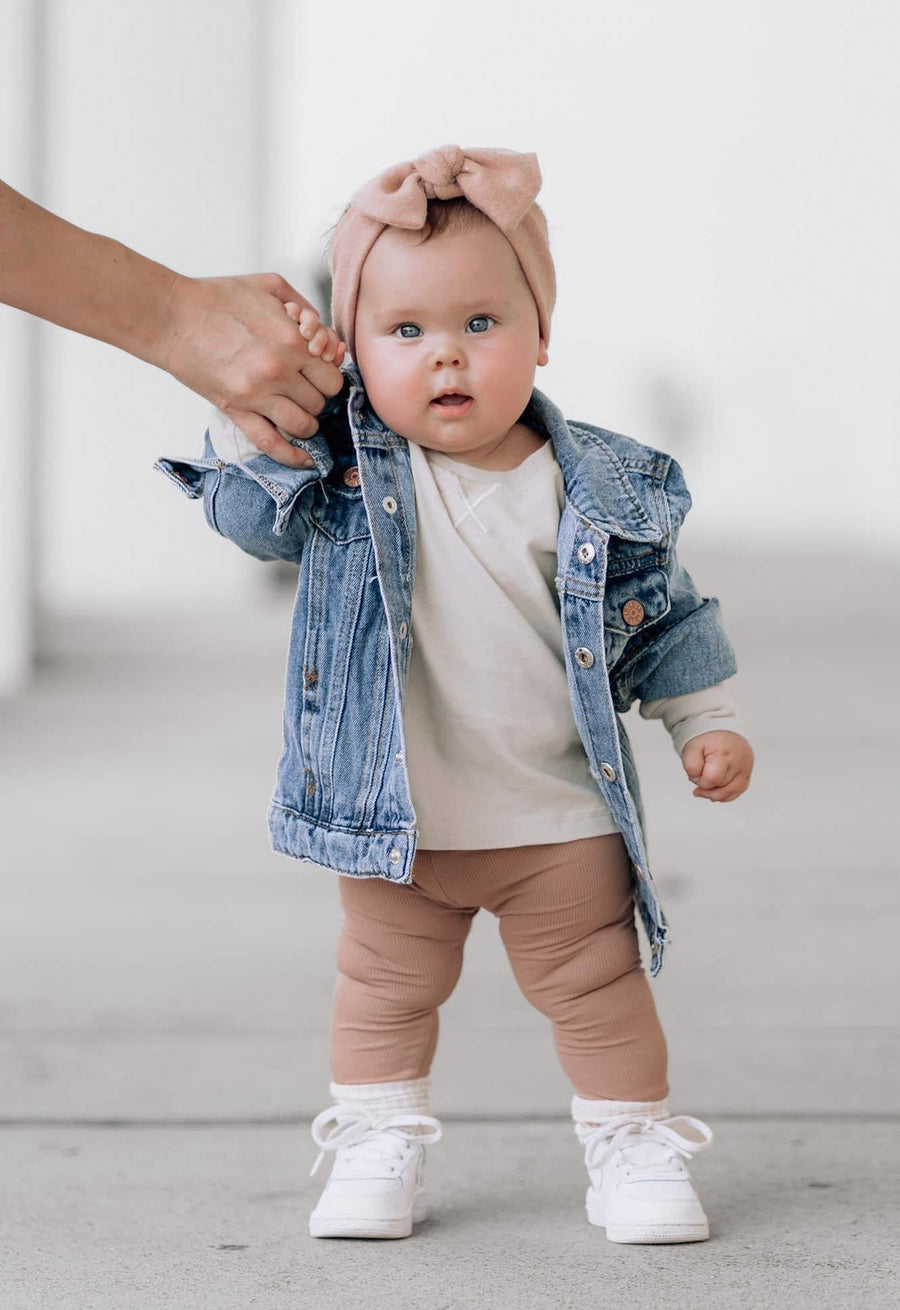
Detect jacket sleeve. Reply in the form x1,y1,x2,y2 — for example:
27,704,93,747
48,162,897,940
608,456,739,712
153,411,335,564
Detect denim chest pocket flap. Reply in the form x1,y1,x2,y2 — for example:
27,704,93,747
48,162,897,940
602,564,671,635
601,563,671,669
308,478,371,544
602,565,670,670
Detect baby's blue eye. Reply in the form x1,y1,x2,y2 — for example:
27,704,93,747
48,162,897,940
395,324,422,339
466,316,495,334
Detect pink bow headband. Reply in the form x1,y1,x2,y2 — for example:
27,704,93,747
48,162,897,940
329,145,556,359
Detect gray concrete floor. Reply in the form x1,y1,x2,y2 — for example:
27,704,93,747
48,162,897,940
1,542,898,1307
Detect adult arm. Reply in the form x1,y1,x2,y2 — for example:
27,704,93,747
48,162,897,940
0,179,341,467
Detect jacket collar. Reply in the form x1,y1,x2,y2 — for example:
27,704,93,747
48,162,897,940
526,389,664,543
340,362,663,544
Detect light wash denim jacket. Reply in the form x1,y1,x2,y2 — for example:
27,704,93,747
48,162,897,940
155,362,738,975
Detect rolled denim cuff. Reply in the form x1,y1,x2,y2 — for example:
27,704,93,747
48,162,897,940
155,425,330,528
154,426,327,555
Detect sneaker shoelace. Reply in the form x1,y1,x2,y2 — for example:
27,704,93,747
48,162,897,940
576,1113,713,1180
309,1106,443,1178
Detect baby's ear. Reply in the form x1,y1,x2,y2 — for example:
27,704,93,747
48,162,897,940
537,338,549,366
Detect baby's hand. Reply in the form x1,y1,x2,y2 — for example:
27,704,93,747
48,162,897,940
284,301,346,365
681,730,754,802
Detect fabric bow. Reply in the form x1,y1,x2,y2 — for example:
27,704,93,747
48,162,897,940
350,144,542,235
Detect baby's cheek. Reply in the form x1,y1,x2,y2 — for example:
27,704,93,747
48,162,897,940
355,364,419,438
372,368,419,423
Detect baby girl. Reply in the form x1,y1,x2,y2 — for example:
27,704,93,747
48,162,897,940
156,144,754,1245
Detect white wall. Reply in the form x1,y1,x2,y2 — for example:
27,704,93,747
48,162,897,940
34,0,272,611
292,0,900,554
5,0,898,635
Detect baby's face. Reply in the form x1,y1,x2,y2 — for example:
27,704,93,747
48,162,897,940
353,222,548,466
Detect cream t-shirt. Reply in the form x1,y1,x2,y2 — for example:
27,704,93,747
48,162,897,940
205,410,745,849
403,437,744,848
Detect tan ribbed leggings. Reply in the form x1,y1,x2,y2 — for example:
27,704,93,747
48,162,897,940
331,833,668,1101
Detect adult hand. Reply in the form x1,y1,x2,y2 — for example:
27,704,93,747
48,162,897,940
159,273,346,469
0,180,345,469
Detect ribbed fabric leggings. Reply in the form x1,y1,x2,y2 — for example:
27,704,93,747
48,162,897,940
330,833,668,1101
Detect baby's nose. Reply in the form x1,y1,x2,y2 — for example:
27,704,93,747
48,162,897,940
431,339,465,367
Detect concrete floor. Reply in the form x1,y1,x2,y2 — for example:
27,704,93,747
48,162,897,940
2,1119,897,1310
1,542,898,1307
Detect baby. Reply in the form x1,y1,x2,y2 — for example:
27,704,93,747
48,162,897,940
156,145,754,1245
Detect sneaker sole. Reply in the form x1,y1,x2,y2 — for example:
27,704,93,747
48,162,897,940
309,1192,427,1240
587,1189,709,1244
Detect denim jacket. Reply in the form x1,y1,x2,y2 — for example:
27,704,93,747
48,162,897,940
155,362,738,975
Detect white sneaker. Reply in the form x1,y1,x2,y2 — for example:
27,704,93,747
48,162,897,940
308,1103,443,1239
575,1112,713,1243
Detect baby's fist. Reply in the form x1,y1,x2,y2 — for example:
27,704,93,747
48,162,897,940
681,730,754,802
284,301,346,365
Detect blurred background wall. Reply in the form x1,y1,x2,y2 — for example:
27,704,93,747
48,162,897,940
1,0,898,692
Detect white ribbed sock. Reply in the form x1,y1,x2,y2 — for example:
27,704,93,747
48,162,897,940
571,1093,671,1125
329,1075,431,1115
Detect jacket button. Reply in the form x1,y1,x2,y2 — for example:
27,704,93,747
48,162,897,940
622,599,645,626
398,621,408,639
388,848,401,865
577,542,595,564
342,465,361,487
574,647,595,668
600,762,617,782
382,495,398,514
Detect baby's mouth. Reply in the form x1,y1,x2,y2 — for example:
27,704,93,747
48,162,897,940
431,393,473,407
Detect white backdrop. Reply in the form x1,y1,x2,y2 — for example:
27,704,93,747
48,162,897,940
2,0,898,633
291,1,900,552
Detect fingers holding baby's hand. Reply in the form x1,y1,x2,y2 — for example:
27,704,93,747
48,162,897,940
681,730,754,802
284,301,346,364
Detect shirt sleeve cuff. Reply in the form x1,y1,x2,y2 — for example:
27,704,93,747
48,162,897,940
205,408,270,463
638,678,748,756
205,373,348,465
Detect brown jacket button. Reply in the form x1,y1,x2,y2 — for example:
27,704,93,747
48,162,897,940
342,466,361,487
622,599,645,626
